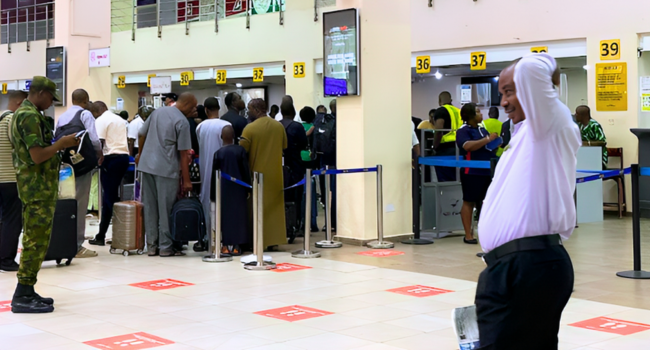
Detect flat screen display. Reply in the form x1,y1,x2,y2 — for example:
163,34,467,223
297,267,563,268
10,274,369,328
46,46,66,107
323,9,359,97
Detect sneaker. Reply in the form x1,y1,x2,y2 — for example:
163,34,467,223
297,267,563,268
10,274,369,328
11,295,54,314
75,247,98,258
0,260,19,272
88,237,105,246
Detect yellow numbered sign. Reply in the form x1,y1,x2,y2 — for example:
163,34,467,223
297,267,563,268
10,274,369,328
216,70,227,85
293,62,306,78
470,52,487,70
147,74,156,87
117,76,126,89
253,67,264,83
1,83,7,94
180,71,193,86
531,46,548,54
415,56,431,74
600,39,621,60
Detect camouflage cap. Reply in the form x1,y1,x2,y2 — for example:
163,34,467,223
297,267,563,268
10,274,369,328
138,105,155,119
29,76,60,102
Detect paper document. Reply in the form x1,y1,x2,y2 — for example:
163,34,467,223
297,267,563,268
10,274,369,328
452,305,481,350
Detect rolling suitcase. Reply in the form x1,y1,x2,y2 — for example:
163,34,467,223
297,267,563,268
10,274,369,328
110,201,145,256
44,199,78,266
285,201,299,244
170,194,206,242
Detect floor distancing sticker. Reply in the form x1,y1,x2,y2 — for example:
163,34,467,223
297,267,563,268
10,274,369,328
84,332,174,350
0,300,11,313
129,279,194,291
357,250,405,257
387,285,454,298
271,263,312,273
569,317,650,335
255,305,334,322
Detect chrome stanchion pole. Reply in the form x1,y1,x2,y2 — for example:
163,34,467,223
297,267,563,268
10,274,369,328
245,173,275,270
368,165,394,249
315,166,342,248
204,170,232,263
293,169,321,258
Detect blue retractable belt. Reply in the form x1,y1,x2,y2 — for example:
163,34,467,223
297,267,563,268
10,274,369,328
221,173,253,189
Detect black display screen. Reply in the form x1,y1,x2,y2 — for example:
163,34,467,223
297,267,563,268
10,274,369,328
323,9,359,97
46,46,66,106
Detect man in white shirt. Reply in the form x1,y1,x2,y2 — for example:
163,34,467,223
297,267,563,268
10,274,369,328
88,102,131,246
55,89,102,258
127,106,154,156
475,54,580,349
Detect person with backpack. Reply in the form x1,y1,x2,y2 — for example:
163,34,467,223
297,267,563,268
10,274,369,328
299,106,319,233
312,99,337,231
54,89,103,259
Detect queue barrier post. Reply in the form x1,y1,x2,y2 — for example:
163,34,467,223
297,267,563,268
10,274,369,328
245,172,276,270
292,168,322,258
616,164,650,279
203,170,233,263
367,164,394,249
315,166,343,249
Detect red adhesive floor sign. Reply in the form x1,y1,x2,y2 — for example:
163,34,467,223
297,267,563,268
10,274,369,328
255,305,334,322
387,285,454,298
0,300,11,313
84,332,174,350
357,250,405,257
569,317,650,335
272,263,312,273
129,279,194,291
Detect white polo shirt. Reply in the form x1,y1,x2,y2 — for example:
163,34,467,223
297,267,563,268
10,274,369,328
128,116,144,147
478,54,581,253
95,110,129,156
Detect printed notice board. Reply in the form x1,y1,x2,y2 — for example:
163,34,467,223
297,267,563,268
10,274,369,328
596,62,627,112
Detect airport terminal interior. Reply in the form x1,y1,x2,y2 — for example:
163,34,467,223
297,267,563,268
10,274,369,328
1,0,650,349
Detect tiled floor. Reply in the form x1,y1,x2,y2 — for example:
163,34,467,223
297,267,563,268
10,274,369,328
1,215,649,349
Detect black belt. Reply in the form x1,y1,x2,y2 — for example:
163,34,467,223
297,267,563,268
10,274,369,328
483,234,563,266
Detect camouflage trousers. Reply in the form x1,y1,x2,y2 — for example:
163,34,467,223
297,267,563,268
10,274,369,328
17,199,56,286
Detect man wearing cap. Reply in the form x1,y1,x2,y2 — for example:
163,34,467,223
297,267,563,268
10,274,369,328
10,76,79,313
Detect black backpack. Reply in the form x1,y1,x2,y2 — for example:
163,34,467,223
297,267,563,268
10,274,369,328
312,114,336,160
54,110,98,177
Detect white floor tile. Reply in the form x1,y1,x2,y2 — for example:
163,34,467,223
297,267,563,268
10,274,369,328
342,306,419,322
337,323,422,343
283,332,374,350
383,314,452,332
184,332,275,350
243,323,325,342
296,313,374,331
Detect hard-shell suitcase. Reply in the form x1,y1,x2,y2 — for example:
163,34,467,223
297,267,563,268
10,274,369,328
44,199,78,266
110,201,145,256
285,201,299,244
170,194,206,242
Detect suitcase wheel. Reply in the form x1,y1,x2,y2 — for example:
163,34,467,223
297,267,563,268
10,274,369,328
137,250,144,255
122,250,129,257
65,259,72,266
55,259,62,265
109,248,117,254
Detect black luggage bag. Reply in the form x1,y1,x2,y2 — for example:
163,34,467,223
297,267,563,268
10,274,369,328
285,201,299,244
170,195,206,243
44,199,78,266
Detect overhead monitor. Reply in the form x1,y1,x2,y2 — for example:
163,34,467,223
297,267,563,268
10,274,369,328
323,8,360,97
46,46,66,106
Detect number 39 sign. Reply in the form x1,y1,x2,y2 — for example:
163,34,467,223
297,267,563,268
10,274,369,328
600,39,621,60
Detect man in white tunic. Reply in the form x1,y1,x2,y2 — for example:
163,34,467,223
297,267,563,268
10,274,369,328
196,97,231,242
475,54,581,349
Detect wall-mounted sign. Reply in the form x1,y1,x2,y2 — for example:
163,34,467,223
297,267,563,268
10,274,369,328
150,76,172,94
180,71,193,86
147,74,156,87
600,39,621,60
460,85,472,104
470,52,486,70
89,48,110,68
216,70,227,85
416,56,431,74
641,76,650,112
117,76,126,89
293,62,306,78
595,62,627,112
253,67,264,83
116,98,124,111
531,46,548,53
24,80,31,91
1,83,7,94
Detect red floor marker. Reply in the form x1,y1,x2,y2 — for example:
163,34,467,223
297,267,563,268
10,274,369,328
84,332,174,350
357,250,405,257
129,279,194,291
255,305,334,322
569,317,650,336
387,285,454,298
0,300,11,313
272,263,313,273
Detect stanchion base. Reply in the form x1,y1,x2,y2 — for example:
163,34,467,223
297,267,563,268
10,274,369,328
240,254,273,264
401,238,433,245
315,240,343,248
367,240,395,249
202,255,233,263
244,261,276,271
291,250,322,259
616,270,650,279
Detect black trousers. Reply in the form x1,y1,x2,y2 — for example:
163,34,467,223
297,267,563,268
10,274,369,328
97,154,130,239
0,183,22,262
475,243,574,350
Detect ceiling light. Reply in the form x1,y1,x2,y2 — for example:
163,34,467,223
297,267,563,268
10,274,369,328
236,83,243,88
583,65,589,70
434,70,442,80
494,76,499,82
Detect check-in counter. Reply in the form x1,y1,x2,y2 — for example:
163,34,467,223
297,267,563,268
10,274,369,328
576,146,604,223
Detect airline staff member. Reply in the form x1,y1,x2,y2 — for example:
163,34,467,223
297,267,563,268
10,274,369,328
432,91,462,181
476,54,580,349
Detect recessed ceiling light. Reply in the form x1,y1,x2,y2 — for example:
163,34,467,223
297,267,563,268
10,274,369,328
236,83,243,88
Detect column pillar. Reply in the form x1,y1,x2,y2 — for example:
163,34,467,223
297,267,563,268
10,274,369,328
335,0,413,243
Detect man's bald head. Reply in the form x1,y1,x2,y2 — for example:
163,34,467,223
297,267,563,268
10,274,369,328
439,91,452,106
176,92,198,117
7,90,28,112
72,89,90,109
247,98,268,121
221,125,235,145
89,101,108,118
575,105,591,125
498,62,525,124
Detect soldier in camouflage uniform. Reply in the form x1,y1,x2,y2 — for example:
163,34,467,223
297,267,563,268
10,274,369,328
10,76,79,314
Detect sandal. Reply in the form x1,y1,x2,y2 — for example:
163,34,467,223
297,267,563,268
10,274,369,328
230,245,243,256
221,246,231,255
